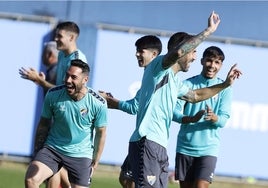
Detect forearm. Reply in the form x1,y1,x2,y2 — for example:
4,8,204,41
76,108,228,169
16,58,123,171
37,78,55,91
92,127,106,169
177,28,214,58
181,116,197,124
34,119,50,154
181,82,229,103
181,110,205,124
163,27,216,69
194,82,229,102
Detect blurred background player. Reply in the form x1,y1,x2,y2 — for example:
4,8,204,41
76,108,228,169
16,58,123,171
19,21,87,89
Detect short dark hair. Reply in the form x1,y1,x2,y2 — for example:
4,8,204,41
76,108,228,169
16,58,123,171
203,46,225,61
135,35,162,55
70,59,90,74
167,32,193,52
56,21,80,35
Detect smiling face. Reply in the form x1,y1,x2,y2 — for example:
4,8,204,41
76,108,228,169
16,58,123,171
65,65,88,100
177,48,197,72
54,29,74,53
135,48,158,68
201,56,223,79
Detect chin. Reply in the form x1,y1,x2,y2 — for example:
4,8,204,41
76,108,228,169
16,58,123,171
205,74,214,79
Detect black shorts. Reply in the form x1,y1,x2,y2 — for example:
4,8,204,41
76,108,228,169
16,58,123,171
120,155,134,180
34,146,92,187
128,137,169,188
175,153,217,183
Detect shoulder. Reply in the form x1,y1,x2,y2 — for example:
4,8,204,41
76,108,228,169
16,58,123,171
45,85,66,101
148,55,163,68
185,75,199,82
183,75,199,86
216,77,224,83
146,55,165,75
48,85,66,93
87,88,106,104
74,49,87,63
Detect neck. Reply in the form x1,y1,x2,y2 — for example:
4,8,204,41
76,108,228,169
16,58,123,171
171,63,180,75
72,87,87,101
64,45,78,56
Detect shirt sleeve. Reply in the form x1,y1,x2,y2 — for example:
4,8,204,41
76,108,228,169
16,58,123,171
94,102,108,128
177,79,190,98
213,86,232,128
118,89,140,115
41,92,53,119
172,99,185,123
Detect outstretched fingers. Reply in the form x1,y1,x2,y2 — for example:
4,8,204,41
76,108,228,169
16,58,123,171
19,67,29,79
208,11,221,32
226,64,242,84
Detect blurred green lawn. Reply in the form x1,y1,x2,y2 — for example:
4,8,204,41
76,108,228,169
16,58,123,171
0,161,267,188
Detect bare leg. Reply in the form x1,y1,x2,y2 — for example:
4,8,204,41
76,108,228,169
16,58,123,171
196,179,210,188
46,171,61,188
46,167,70,188
25,161,53,188
179,181,194,188
59,168,70,188
119,170,135,188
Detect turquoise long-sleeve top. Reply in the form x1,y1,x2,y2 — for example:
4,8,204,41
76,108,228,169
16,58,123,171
176,74,232,157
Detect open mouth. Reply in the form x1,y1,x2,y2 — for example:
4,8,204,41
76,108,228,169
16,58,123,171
66,85,75,92
137,59,144,66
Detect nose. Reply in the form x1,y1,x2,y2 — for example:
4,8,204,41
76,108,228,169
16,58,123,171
191,55,196,62
65,75,71,83
193,53,197,60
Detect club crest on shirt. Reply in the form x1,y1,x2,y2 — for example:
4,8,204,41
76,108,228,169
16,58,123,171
147,175,156,185
59,104,66,111
80,108,88,116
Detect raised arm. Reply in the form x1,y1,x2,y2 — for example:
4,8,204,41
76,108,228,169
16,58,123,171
19,67,55,90
163,11,221,69
181,64,242,103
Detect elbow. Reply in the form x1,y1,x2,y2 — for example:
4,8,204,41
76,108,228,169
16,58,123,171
188,95,199,103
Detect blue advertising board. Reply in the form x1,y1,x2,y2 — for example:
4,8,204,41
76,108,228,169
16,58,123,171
0,18,52,156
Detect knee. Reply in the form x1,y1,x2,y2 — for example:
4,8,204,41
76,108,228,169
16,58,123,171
119,172,127,187
25,176,42,187
25,163,46,187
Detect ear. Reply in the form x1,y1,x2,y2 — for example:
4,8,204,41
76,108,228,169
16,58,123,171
152,50,158,58
200,58,205,65
83,75,89,84
69,33,74,42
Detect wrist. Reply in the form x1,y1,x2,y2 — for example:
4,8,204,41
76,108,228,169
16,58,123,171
205,27,214,35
